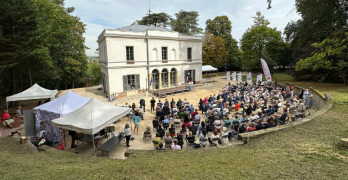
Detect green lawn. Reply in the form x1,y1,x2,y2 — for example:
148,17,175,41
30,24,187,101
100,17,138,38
1,73,348,180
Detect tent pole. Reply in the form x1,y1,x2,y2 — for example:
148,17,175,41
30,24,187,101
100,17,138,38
130,117,132,138
63,129,66,148
92,134,96,157
51,126,54,147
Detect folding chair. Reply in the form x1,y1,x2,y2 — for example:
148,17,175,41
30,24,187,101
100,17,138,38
143,131,152,143
174,119,181,129
186,138,196,149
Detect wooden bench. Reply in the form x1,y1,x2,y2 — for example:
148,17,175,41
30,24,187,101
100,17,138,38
97,135,123,158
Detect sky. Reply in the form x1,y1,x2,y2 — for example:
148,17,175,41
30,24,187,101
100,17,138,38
64,0,300,56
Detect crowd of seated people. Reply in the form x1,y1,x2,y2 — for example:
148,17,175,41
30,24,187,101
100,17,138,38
146,80,312,150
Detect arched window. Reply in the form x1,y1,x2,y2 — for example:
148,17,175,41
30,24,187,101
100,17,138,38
162,69,168,88
152,69,159,89
170,68,177,87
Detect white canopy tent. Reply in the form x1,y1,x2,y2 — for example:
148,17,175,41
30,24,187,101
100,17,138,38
33,90,90,115
33,90,90,145
202,65,218,72
51,98,130,155
6,83,58,109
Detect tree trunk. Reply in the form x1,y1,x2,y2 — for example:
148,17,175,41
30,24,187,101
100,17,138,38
339,69,348,86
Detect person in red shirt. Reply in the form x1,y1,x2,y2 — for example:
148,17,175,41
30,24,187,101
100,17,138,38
235,101,241,111
191,109,198,119
2,110,14,128
247,123,256,132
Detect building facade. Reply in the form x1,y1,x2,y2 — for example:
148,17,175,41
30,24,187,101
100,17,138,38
97,25,202,98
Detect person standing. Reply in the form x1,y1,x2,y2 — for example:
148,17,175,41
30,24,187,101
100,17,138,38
303,89,309,104
124,124,131,148
150,97,156,112
140,99,146,113
133,112,140,134
170,98,175,115
69,130,76,148
290,84,295,97
306,95,313,110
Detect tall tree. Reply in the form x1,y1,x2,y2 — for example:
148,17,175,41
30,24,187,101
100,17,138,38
240,12,284,70
296,32,348,85
205,16,241,70
202,32,228,68
171,10,203,35
0,0,88,104
137,13,172,27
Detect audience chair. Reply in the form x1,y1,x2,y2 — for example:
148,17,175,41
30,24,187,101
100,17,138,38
152,121,159,132
174,119,181,129
186,138,196,149
143,131,152,144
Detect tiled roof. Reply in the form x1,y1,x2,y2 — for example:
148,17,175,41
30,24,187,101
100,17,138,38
115,25,171,32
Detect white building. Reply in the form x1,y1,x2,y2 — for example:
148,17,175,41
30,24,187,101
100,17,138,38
97,25,202,98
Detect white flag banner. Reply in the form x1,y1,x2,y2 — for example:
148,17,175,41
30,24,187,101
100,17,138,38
257,74,263,82
261,58,272,82
226,71,230,80
247,72,252,83
237,72,242,82
232,72,236,81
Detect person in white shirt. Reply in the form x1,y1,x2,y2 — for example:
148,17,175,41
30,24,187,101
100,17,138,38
123,124,131,148
220,127,229,144
199,129,208,147
171,139,181,150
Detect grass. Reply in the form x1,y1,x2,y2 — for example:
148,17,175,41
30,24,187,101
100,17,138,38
1,73,348,179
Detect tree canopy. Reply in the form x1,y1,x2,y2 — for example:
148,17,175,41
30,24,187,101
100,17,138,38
137,12,172,27
240,12,284,70
205,16,241,70
0,0,90,100
171,10,203,35
202,32,228,68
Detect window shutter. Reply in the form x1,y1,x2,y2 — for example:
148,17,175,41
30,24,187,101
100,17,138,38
135,74,140,90
123,75,128,91
193,70,196,82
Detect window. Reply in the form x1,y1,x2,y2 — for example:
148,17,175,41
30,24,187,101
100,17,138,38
187,47,192,60
126,46,134,61
123,74,140,91
162,47,167,60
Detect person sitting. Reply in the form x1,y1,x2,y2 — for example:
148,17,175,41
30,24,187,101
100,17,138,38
172,105,178,117
143,126,152,140
245,104,253,116
189,123,198,136
232,116,239,127
214,116,221,126
221,127,229,144
178,109,184,120
180,124,188,137
2,110,14,128
162,116,170,130
228,126,239,139
194,113,201,125
184,108,190,119
169,124,176,139
240,115,248,124
298,100,305,113
223,117,232,128
247,123,256,132
235,101,241,111
199,129,208,147
183,116,191,128
152,132,162,150
157,125,165,139
188,105,194,115
164,132,172,149
210,130,220,146
16,106,23,119
191,108,199,119
171,139,181,150
239,123,247,133
175,133,184,149
186,131,195,146
255,119,264,130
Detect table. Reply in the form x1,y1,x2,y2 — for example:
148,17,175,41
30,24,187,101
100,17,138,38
75,134,103,151
97,136,123,158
